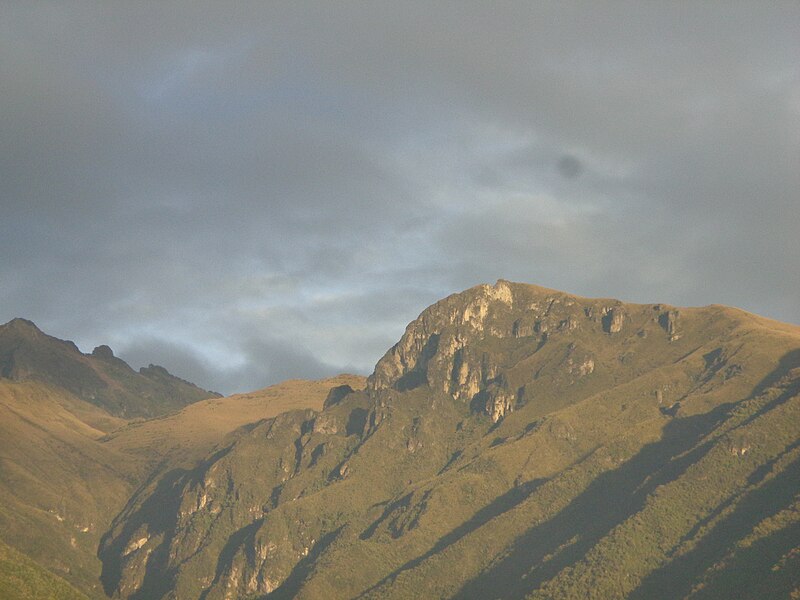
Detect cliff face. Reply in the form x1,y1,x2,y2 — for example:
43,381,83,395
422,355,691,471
98,282,800,600
370,280,678,422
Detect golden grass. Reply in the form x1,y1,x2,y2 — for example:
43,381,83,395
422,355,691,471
103,374,366,467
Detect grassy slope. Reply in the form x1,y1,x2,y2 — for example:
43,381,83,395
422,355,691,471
0,539,88,600
359,304,800,600
104,374,366,468
0,318,219,419
0,380,144,598
99,283,800,600
0,371,357,598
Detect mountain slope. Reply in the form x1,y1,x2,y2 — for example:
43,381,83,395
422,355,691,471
99,281,800,599
0,318,220,418
0,318,359,597
0,379,144,597
104,374,366,468
0,539,88,600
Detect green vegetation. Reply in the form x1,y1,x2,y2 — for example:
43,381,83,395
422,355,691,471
97,282,800,599
0,316,357,598
2,283,798,598
0,539,87,600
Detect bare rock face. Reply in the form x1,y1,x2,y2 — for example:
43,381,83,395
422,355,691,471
312,413,339,435
574,357,595,377
603,307,625,333
660,310,681,341
485,387,514,423
91,344,115,360
367,280,613,423
368,280,518,396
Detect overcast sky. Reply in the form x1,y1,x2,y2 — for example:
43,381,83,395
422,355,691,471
1,3,798,394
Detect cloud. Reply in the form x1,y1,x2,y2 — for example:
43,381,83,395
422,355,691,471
116,334,346,395
1,3,797,393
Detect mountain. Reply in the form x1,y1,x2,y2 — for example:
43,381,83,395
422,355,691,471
104,374,366,469
0,318,220,418
0,378,145,597
0,317,356,598
0,372,356,598
97,281,800,599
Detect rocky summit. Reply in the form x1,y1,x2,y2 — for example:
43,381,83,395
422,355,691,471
86,281,800,600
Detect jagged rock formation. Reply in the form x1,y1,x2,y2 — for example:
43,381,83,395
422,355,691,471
0,318,219,417
98,281,800,600
368,281,636,422
661,309,681,341
602,306,625,333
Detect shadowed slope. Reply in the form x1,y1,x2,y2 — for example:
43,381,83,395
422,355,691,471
0,318,219,418
99,282,800,600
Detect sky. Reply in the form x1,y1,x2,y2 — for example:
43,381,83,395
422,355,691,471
1,3,798,394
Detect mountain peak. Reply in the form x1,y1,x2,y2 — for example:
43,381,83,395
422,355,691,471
96,282,800,600
0,320,218,417
91,344,116,360
2,317,43,334
369,280,580,392
367,281,692,422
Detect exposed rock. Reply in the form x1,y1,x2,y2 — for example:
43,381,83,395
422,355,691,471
512,318,534,338
139,364,170,377
486,390,513,423
559,316,579,331
91,344,115,359
124,535,149,556
406,437,423,453
729,442,751,457
313,413,339,435
576,358,594,376
450,349,482,402
368,281,516,392
603,307,625,333
323,384,355,409
660,310,681,341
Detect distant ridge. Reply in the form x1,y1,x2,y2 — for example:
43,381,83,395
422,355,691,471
0,320,353,597
0,318,220,418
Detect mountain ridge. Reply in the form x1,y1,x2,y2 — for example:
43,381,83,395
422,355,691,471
0,318,220,418
0,282,798,598
95,281,800,599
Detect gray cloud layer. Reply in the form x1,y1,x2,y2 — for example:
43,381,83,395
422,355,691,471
1,3,798,393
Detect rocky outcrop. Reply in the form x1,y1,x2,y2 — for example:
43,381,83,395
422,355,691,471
91,344,115,360
368,281,517,392
660,310,681,341
485,386,514,423
367,281,612,423
313,413,339,435
603,307,625,333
